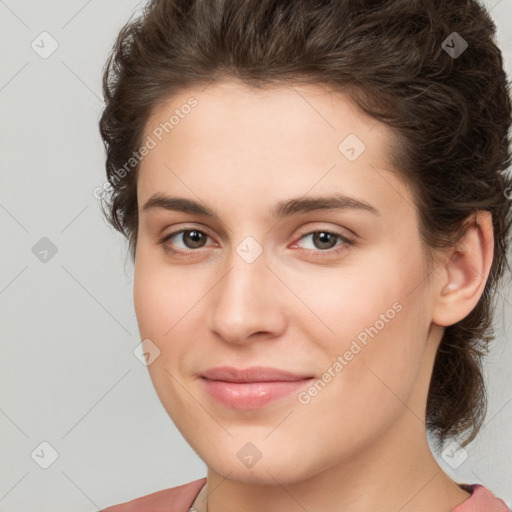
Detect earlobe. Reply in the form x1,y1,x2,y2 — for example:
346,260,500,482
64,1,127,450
432,211,494,327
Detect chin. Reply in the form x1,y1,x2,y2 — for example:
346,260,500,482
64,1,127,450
210,461,312,486
202,442,326,485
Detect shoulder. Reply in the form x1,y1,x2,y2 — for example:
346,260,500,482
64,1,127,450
452,484,511,512
100,477,207,512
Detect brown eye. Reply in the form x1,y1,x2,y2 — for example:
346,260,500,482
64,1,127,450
292,229,355,259
297,230,349,251
160,229,211,254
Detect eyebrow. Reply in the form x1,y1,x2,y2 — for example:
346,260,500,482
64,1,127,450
142,193,380,218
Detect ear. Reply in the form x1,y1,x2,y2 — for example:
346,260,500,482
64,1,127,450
431,210,494,327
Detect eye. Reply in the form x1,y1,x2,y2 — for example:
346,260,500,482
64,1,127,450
292,229,354,257
159,229,214,255
159,227,354,258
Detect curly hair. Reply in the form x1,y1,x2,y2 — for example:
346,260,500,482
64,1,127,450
98,0,512,448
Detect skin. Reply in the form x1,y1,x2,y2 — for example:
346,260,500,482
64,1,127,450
133,79,494,512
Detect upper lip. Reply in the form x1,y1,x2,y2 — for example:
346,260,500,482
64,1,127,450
201,366,313,383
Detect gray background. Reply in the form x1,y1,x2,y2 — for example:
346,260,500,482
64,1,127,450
0,0,511,510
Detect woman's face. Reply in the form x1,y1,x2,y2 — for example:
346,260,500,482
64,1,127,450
133,80,440,484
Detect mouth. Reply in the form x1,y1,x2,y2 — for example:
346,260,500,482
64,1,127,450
200,366,315,409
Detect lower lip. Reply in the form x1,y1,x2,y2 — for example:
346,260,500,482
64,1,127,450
200,377,313,410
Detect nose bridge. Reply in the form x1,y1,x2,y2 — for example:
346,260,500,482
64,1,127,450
206,237,285,343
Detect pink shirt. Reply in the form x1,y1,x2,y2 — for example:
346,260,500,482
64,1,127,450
100,478,511,512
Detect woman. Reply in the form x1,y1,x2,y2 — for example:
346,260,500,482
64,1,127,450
98,0,512,510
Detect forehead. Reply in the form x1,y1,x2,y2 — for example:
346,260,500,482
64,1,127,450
143,79,383,148
137,79,414,222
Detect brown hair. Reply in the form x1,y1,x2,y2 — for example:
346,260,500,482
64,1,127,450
98,0,512,448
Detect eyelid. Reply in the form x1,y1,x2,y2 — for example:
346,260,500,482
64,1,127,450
293,223,356,242
160,222,215,240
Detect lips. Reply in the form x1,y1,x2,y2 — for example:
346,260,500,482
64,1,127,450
201,365,313,383
200,366,314,409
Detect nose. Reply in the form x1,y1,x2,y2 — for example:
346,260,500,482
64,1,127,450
206,247,287,345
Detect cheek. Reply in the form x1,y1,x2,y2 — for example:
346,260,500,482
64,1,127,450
302,246,430,393
133,264,166,340
133,250,197,341
132,252,213,388
291,260,406,347
294,296,429,449
133,257,201,418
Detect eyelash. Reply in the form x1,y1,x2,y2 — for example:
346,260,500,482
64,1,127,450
159,228,354,258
